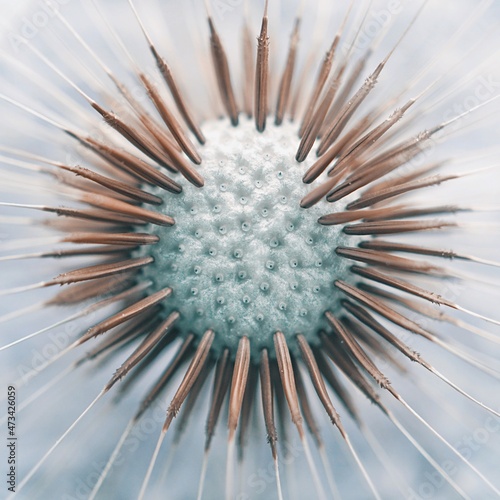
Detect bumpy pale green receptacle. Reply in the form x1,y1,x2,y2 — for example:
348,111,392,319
141,119,355,358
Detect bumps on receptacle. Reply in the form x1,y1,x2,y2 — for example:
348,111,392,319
141,119,353,354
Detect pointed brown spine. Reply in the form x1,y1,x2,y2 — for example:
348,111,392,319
255,6,270,132
275,18,300,126
208,17,239,126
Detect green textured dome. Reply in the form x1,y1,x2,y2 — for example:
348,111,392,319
141,119,353,357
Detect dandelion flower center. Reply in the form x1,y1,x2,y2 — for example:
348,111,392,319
143,118,351,356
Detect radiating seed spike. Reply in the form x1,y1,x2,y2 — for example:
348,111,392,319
242,20,254,118
325,134,431,201
173,360,214,444
226,337,250,500
335,281,435,341
78,288,172,344
299,39,338,138
296,65,347,162
59,164,163,205
323,98,415,178
300,173,340,208
259,349,278,457
320,332,383,409
322,109,376,166
208,17,239,126
318,206,406,226
289,47,315,123
292,356,342,500
139,73,202,164
47,274,134,306
255,3,270,132
325,311,390,388
90,101,173,168
347,173,459,210
364,205,467,222
275,18,300,126
3,201,145,226
298,0,355,137
81,136,182,193
354,285,500,377
273,335,327,500
62,232,159,246
93,320,166,375
366,229,500,268
149,44,206,144
152,140,205,188
341,316,407,374
51,257,154,286
359,240,467,262
335,246,445,274
136,333,195,420
343,219,456,236
292,357,322,446
86,126,203,187
104,312,180,392
362,161,444,197
297,334,345,431
84,314,160,364
165,329,215,428
162,361,215,497
51,207,145,225
269,359,288,447
342,299,427,364
106,75,187,160
319,54,370,141
205,349,232,449
237,364,258,461
80,193,175,226
269,360,298,497
302,141,341,184
227,337,251,438
350,266,454,308
318,60,386,154
313,348,360,422
273,331,302,427
197,350,232,500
